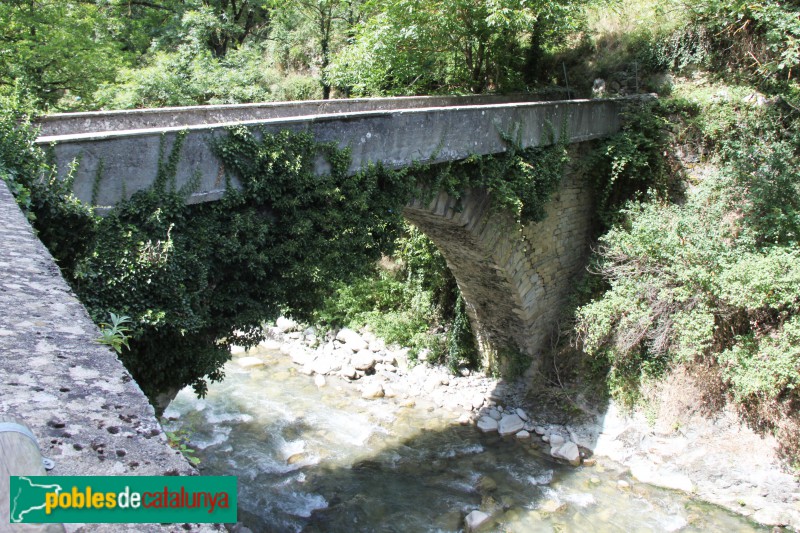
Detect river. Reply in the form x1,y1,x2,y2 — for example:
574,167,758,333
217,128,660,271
163,346,765,532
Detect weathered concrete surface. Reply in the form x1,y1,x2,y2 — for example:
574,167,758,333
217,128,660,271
0,181,221,532
36,98,626,208
404,144,595,364
37,94,549,137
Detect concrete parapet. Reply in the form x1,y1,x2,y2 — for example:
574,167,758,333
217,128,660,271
0,181,217,532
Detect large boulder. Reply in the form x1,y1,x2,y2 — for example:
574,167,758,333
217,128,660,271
336,328,368,352
551,441,581,466
498,414,525,436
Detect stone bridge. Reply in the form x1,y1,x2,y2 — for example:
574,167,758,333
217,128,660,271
35,95,630,369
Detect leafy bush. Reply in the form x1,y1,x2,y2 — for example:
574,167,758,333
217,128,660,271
95,45,277,108
689,0,800,88
575,100,800,456
0,102,96,272
586,99,680,229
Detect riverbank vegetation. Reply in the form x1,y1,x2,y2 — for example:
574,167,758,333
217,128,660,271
566,0,800,465
1,0,798,464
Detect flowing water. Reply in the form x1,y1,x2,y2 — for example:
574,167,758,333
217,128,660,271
164,348,765,532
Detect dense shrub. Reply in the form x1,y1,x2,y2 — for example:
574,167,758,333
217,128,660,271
575,102,800,457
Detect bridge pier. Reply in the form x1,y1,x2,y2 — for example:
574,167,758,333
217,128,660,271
403,144,594,374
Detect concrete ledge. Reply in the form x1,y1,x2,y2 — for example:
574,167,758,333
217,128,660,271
35,94,552,137
0,181,219,532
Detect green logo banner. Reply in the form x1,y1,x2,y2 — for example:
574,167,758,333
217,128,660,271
9,476,237,523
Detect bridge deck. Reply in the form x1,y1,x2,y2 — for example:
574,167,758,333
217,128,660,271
35,97,635,208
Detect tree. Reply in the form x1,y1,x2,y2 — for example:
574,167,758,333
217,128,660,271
276,0,365,99
0,1,125,110
327,0,591,96
181,0,273,57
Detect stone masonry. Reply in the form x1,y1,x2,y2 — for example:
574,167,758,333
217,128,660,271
404,144,594,370
0,181,220,532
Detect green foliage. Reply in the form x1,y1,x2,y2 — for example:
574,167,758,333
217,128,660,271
316,224,479,371
689,0,800,88
0,1,126,110
96,313,132,354
586,99,678,229
575,102,800,422
415,135,570,225
95,45,276,108
66,129,414,398
327,0,591,95
718,115,800,247
0,102,97,272
165,428,201,466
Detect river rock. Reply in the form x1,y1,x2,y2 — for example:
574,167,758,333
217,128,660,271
551,441,581,466
314,374,326,388
515,430,530,440
471,394,485,410
236,356,264,368
477,476,497,492
275,316,297,333
375,362,396,373
290,349,314,367
515,408,529,421
464,510,490,532
361,382,385,399
286,453,305,465
311,356,340,375
258,339,282,350
498,414,525,436
487,408,502,421
352,350,377,371
629,460,693,492
339,366,358,379
549,433,565,446
369,338,385,352
336,328,368,352
534,426,546,435
477,416,498,433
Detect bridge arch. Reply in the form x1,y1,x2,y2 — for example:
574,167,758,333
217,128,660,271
403,144,594,373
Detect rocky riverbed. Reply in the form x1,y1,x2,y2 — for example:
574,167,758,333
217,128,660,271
240,317,800,531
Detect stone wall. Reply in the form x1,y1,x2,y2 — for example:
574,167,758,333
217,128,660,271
0,181,218,532
403,144,594,372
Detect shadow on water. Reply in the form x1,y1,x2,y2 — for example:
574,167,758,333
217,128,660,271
163,351,768,533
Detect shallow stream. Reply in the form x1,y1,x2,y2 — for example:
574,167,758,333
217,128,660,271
164,348,764,532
